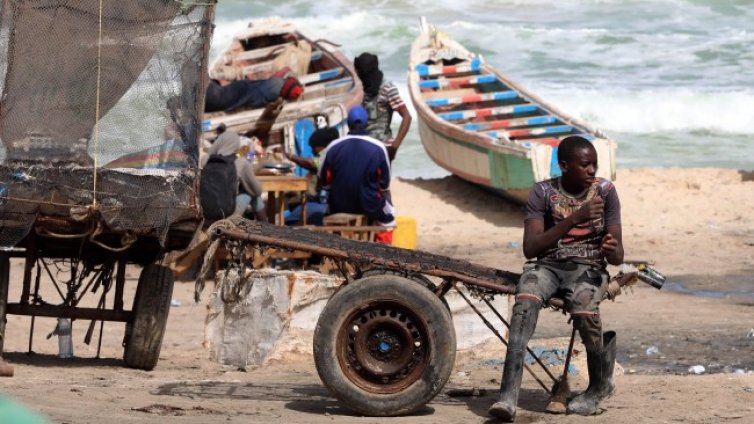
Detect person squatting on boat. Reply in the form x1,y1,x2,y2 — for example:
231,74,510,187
488,136,624,421
354,52,412,161
204,76,304,113
318,106,396,243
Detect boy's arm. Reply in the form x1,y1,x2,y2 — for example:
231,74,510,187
386,105,412,161
285,153,318,173
522,197,605,259
601,225,624,265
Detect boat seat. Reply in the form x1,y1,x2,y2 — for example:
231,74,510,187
225,49,326,77
301,77,354,99
415,57,482,77
426,90,519,107
463,115,557,132
486,125,574,140
438,104,539,121
230,42,295,62
419,74,497,89
421,88,477,100
300,67,344,85
514,137,562,147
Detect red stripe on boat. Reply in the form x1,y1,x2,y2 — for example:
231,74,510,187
461,94,482,103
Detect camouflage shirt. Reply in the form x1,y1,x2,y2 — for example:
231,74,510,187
524,177,621,267
363,81,405,144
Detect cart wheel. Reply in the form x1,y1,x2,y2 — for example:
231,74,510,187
123,263,174,370
313,274,456,416
0,254,9,353
360,268,450,311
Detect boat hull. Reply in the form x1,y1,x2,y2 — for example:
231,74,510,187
408,19,617,204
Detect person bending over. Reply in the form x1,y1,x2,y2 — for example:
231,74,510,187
489,135,624,421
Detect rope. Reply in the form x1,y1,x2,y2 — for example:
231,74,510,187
92,0,104,208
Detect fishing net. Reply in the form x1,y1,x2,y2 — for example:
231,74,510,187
0,0,214,249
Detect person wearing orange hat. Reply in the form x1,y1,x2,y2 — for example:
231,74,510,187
205,76,303,113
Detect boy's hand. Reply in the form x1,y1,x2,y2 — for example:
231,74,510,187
600,233,618,255
570,197,604,225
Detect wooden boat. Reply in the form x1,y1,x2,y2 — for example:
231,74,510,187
203,17,363,154
408,19,617,203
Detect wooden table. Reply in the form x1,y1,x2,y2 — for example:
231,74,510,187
256,175,309,226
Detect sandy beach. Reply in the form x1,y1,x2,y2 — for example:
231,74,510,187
1,167,753,423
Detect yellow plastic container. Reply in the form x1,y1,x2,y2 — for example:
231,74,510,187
392,216,417,250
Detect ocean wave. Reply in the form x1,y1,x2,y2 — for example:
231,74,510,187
541,87,754,134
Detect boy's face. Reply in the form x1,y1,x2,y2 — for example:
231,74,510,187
561,146,598,191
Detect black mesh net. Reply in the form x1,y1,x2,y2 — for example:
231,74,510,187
0,0,213,249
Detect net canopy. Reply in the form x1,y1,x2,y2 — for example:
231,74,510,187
0,0,214,250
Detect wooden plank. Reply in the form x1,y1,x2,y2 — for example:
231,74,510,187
486,125,574,140
439,104,539,121
463,115,557,132
230,42,294,62
300,67,344,85
415,57,482,77
426,90,519,107
419,74,497,89
257,175,309,192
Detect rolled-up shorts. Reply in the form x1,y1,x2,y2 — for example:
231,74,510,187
516,261,608,316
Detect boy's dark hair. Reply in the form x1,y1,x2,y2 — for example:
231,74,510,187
558,135,595,163
216,123,227,135
309,127,339,149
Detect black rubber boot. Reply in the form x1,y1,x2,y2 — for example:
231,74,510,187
488,298,540,421
567,331,617,415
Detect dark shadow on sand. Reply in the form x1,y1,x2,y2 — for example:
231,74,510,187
398,176,525,229
3,351,123,368
434,386,550,422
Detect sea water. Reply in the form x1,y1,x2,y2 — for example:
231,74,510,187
213,0,754,178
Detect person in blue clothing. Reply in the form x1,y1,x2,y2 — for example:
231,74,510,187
318,106,396,233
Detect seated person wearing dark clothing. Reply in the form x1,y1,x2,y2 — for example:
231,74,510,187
284,127,340,226
205,76,303,113
318,106,395,228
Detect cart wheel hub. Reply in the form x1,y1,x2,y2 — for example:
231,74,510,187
338,301,430,394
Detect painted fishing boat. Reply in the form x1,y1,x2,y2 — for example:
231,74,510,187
203,17,363,156
408,19,617,203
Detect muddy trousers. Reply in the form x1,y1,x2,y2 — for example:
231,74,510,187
488,298,541,421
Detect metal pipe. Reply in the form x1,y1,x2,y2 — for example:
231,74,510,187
452,283,551,394
6,304,131,322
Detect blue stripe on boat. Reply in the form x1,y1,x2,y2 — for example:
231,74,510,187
550,147,562,177
319,69,341,80
322,77,353,88
419,79,438,89
440,111,465,120
528,116,558,125
513,104,538,113
415,64,429,76
427,98,450,107
544,125,573,134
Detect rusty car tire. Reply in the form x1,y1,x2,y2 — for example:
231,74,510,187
313,274,456,416
360,268,450,311
123,263,174,370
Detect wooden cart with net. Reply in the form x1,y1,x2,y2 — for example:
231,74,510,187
0,1,217,372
